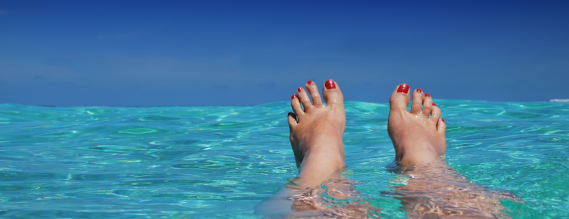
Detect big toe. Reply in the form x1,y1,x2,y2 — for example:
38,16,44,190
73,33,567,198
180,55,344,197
389,83,411,112
322,79,344,106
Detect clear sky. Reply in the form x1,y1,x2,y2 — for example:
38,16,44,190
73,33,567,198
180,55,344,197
1,0,568,106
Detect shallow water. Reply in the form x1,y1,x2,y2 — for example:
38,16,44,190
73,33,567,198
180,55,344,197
0,100,567,218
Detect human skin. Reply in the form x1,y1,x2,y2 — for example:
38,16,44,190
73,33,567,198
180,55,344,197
254,79,353,216
388,84,520,218
287,79,346,188
287,82,447,187
257,82,520,218
388,83,447,165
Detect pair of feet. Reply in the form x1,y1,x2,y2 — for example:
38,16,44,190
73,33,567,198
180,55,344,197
288,80,446,187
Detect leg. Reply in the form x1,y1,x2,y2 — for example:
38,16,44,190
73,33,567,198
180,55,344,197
256,80,375,216
288,79,346,188
255,79,346,212
387,83,522,218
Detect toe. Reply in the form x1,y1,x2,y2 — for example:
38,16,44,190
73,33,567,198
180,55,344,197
430,103,441,123
422,93,433,118
437,118,446,135
305,80,323,107
410,88,423,114
291,94,304,116
288,112,297,130
322,79,344,106
296,87,313,111
389,83,411,112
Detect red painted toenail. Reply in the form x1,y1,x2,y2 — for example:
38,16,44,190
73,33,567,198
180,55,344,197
416,88,422,93
325,79,336,89
307,80,314,85
291,94,297,100
432,103,437,106
397,83,409,93
297,87,303,92
425,93,431,98
441,118,445,123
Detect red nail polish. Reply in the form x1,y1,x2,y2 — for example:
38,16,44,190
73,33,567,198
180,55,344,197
397,83,409,93
291,94,297,100
297,87,303,92
416,88,422,93
325,79,336,89
307,80,314,85
425,93,431,98
441,118,445,123
432,103,437,106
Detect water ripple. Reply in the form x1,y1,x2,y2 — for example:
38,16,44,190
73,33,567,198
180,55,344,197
0,101,567,218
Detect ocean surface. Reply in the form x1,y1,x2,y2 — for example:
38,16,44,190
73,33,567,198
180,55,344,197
0,100,567,218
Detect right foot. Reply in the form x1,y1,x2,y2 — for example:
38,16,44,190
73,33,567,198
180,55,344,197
387,83,447,166
288,79,346,188
386,84,523,218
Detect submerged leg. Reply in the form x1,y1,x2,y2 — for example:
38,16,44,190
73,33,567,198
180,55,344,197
256,80,380,217
387,83,521,218
254,80,347,214
288,79,346,188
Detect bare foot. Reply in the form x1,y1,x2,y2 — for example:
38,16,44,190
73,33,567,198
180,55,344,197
387,83,446,166
254,80,349,216
387,84,522,218
288,79,346,188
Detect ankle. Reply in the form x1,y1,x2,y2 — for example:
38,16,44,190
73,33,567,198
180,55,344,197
303,143,343,158
298,152,345,187
397,144,440,165
300,149,344,169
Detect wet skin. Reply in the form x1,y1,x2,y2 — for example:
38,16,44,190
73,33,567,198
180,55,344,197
388,84,521,218
288,79,346,188
388,84,447,166
255,80,375,217
288,82,448,188
256,82,521,218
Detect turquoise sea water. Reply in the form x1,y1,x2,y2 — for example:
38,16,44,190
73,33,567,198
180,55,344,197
0,100,567,218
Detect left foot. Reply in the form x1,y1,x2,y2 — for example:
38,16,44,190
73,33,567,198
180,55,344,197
288,79,346,188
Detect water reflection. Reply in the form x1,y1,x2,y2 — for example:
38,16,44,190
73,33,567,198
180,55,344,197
391,159,523,218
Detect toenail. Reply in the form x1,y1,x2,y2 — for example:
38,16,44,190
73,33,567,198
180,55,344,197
298,87,303,92
425,93,431,98
307,80,314,85
416,88,422,93
397,83,409,93
432,103,437,106
325,79,336,89
441,118,445,123
291,94,298,99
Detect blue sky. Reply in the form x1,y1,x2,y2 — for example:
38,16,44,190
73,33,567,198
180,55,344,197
0,0,568,106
